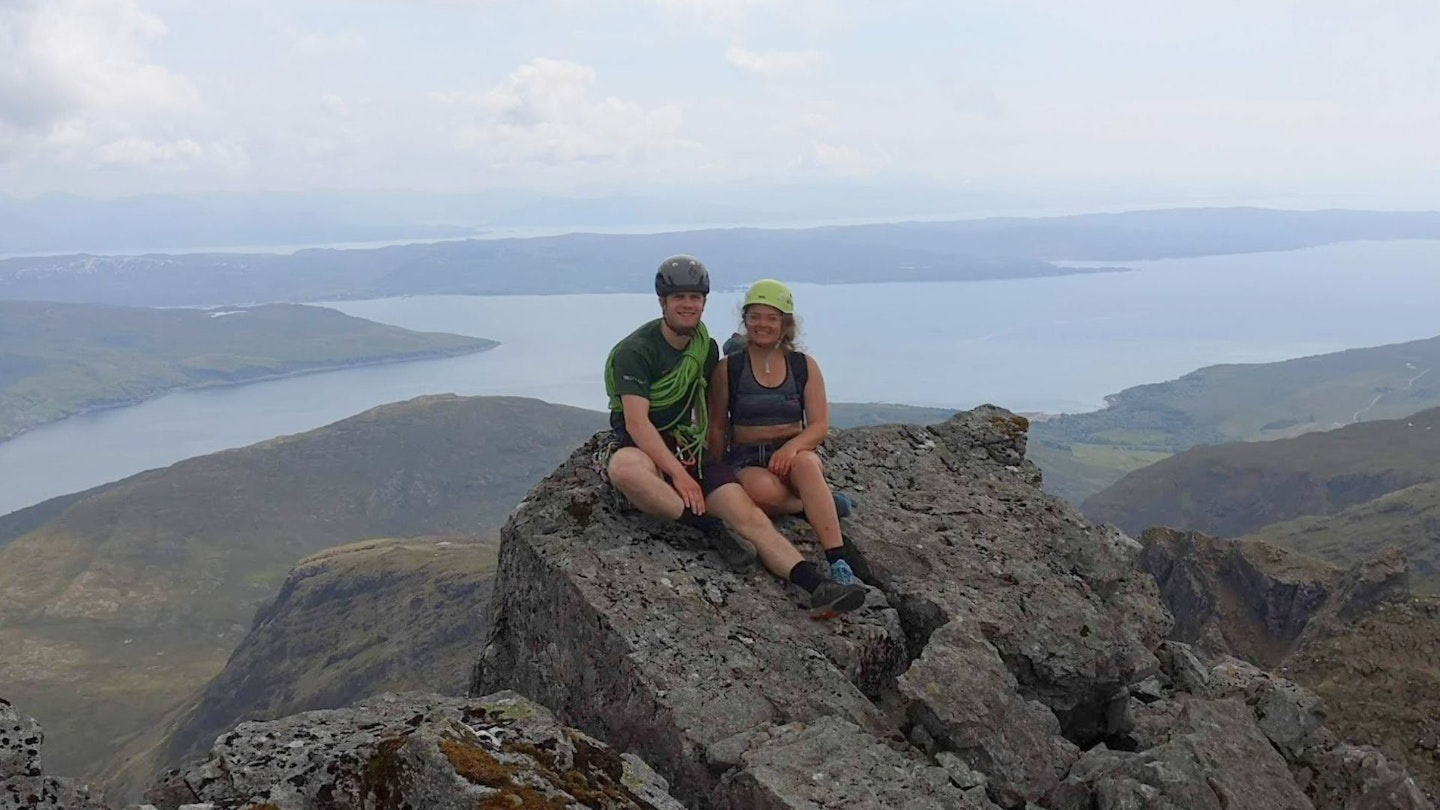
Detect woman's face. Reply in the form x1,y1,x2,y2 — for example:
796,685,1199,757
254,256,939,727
744,304,785,348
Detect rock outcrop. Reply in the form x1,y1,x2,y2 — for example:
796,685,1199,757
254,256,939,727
1,697,107,809
145,691,683,809
474,407,1431,808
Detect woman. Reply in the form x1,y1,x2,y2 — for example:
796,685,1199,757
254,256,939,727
707,279,865,585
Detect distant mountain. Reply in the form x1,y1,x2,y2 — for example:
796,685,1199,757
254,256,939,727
1033,334,1440,503
0,225,1089,307
1081,406,1440,539
902,206,1440,261
0,395,605,781
0,192,480,254
0,300,494,441
101,536,497,803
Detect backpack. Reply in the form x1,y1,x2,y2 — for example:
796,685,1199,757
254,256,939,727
727,350,809,424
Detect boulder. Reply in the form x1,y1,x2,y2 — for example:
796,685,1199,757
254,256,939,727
1,697,108,810
147,691,682,810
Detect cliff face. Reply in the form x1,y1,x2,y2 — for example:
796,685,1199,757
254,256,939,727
473,407,1429,809
1140,528,1439,797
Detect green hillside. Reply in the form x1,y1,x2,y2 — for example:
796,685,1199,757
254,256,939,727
0,300,495,441
1033,334,1440,503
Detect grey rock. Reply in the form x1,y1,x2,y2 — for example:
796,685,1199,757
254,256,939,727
1,699,42,781
1305,743,1432,810
151,691,683,810
901,621,1079,806
1201,656,1328,760
1052,697,1315,810
1,699,108,810
724,717,1000,810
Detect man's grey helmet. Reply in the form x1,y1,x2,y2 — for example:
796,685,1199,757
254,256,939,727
655,254,710,297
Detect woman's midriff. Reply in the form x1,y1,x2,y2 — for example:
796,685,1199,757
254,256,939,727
733,422,804,446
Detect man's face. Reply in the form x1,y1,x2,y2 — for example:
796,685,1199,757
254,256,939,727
661,291,706,335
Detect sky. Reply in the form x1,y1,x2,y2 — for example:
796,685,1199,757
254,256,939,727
2,0,1439,204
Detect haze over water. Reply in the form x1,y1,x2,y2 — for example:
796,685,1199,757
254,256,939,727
4,239,1440,517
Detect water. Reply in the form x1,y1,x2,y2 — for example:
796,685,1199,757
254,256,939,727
3,239,1440,517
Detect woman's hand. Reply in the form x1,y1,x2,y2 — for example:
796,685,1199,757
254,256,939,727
768,441,801,478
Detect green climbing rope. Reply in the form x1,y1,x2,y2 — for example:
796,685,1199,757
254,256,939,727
605,322,711,467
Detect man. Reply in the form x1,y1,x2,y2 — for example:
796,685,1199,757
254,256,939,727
603,255,868,618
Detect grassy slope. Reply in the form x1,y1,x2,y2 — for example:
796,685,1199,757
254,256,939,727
1032,334,1440,503
0,300,496,440
1082,406,1440,539
0,394,605,780
1242,480,1440,592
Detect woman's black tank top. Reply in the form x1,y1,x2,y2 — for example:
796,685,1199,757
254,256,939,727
729,351,806,427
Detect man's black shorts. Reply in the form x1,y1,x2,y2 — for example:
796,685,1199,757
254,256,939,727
612,432,739,496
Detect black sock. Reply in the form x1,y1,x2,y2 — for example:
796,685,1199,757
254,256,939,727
678,508,722,533
788,561,823,593
824,547,851,566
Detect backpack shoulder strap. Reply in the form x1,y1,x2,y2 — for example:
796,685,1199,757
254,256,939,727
727,351,745,408
789,351,809,416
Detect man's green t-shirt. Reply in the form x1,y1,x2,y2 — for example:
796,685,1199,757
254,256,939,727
605,319,719,440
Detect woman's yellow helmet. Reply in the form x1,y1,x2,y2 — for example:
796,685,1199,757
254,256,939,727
742,279,794,315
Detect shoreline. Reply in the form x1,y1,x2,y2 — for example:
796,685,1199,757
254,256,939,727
0,343,498,445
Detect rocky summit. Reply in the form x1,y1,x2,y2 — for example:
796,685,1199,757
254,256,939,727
475,406,1432,809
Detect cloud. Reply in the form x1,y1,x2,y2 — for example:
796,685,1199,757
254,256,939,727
434,58,699,169
647,0,852,35
280,24,367,57
725,46,821,76
790,140,883,175
0,0,197,162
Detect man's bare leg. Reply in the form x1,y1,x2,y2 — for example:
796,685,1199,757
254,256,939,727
607,447,684,519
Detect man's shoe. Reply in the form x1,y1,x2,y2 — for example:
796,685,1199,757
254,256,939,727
808,580,867,619
706,523,758,571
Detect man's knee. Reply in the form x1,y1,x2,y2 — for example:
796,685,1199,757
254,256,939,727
608,448,657,490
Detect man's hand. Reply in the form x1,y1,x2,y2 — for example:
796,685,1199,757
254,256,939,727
768,442,801,478
670,468,706,515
